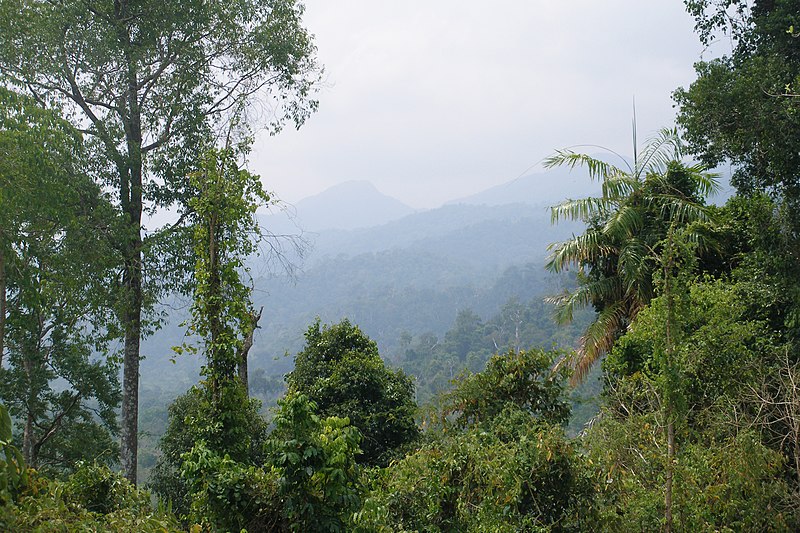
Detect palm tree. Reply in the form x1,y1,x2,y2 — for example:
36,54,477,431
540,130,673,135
545,128,718,383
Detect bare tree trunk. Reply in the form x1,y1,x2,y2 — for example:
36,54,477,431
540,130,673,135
120,278,141,483
23,411,34,467
238,307,263,396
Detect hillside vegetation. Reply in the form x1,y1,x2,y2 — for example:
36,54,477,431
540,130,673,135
2,0,800,531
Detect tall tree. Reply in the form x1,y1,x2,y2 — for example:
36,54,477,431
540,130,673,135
0,88,120,472
182,142,269,459
677,0,800,202
0,0,321,482
545,129,718,382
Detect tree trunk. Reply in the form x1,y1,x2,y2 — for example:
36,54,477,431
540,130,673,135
665,417,674,532
238,307,263,396
120,274,141,483
0,245,5,369
119,167,143,485
117,2,144,481
23,411,34,467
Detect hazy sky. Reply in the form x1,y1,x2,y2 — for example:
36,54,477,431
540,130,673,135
251,0,716,209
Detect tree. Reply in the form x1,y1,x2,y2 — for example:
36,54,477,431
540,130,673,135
544,129,718,382
181,144,270,459
0,0,321,482
149,386,269,523
440,348,572,428
264,394,362,532
677,0,800,203
0,88,120,473
286,319,419,467
357,352,596,532
589,270,797,531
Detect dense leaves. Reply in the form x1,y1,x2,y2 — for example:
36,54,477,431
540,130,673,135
545,131,719,381
287,319,419,467
0,88,120,474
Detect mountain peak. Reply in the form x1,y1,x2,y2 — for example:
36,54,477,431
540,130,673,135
269,181,414,232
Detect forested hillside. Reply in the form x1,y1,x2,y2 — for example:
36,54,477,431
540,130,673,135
2,1,800,531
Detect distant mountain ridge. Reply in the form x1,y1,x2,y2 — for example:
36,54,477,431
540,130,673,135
142,168,593,387
448,161,610,208
264,180,415,233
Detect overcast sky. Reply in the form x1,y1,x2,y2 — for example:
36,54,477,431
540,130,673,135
251,0,717,209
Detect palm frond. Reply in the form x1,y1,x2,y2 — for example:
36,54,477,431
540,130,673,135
550,197,610,224
601,172,638,201
657,197,711,225
546,231,615,273
603,203,644,240
688,167,721,198
547,276,621,324
544,150,624,183
572,300,628,384
635,127,681,177
617,238,652,293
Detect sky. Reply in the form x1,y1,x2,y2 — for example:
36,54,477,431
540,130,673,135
251,0,718,210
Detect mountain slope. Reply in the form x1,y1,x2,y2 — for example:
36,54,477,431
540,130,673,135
264,180,414,233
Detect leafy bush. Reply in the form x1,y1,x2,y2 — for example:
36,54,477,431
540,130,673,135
585,412,797,531
1,463,181,532
0,403,27,505
357,407,596,532
266,393,363,532
149,385,269,519
439,348,572,427
178,393,362,532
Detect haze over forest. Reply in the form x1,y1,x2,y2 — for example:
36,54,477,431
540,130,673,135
1,1,798,531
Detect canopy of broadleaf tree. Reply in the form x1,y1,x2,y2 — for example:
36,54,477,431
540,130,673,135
0,0,321,482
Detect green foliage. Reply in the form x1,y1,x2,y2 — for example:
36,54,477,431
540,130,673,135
179,393,362,532
266,393,362,532
358,347,594,531
0,88,120,473
185,147,270,381
148,386,269,520
0,463,181,532
0,0,322,481
358,406,595,532
585,412,796,531
181,441,281,532
181,145,271,460
678,0,800,203
440,348,572,428
545,132,719,382
590,244,799,529
0,404,26,505
0,0,321,213
287,319,419,467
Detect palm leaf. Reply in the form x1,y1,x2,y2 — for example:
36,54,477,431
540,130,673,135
601,172,638,201
603,203,644,240
572,300,628,384
550,197,610,224
543,150,624,183
635,127,681,177
547,276,621,324
546,231,615,273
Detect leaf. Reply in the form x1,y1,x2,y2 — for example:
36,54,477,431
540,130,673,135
0,405,11,443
